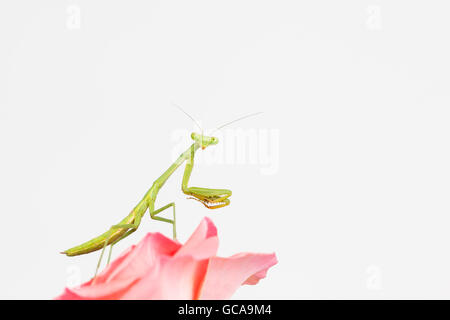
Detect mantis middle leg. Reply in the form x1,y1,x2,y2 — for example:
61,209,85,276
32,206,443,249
104,202,177,269
150,202,177,240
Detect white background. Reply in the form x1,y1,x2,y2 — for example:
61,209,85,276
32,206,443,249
1,1,450,299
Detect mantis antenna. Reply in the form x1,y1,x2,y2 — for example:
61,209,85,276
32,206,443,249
172,102,204,134
210,112,263,134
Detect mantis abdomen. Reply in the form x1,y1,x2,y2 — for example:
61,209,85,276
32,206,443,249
62,207,140,256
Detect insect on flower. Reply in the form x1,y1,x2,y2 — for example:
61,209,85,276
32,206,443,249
61,104,262,278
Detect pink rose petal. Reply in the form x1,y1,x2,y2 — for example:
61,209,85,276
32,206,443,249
199,253,278,299
56,217,277,300
175,217,219,259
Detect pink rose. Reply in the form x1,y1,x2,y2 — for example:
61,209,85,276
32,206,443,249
56,217,277,299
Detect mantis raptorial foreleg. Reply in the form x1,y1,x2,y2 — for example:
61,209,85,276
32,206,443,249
181,147,232,209
150,202,177,239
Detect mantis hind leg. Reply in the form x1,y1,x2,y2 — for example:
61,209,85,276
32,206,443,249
104,203,178,266
150,202,177,240
94,220,141,280
107,228,137,265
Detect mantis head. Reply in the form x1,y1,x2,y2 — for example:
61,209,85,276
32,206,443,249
174,103,260,150
191,132,219,150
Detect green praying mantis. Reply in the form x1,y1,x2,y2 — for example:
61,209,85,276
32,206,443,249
61,106,261,277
